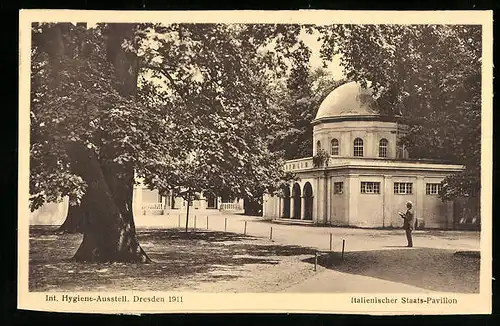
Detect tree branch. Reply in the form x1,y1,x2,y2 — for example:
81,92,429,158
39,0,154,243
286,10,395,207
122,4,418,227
141,62,224,115
140,63,190,108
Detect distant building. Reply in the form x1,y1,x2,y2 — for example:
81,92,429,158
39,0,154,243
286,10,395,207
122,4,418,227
133,185,244,217
262,81,464,229
29,185,244,225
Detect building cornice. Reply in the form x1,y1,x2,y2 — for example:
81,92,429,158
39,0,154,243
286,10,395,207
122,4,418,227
285,157,464,174
311,114,402,126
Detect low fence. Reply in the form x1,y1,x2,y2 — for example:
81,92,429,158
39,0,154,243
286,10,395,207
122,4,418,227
165,214,349,260
220,203,242,211
142,202,164,210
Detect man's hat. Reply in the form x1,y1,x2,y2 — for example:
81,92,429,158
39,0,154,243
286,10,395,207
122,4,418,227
406,201,413,206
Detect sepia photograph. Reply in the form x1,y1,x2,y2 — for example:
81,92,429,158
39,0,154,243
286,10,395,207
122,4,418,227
18,10,492,314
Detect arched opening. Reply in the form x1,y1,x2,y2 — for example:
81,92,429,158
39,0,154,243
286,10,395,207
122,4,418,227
281,185,291,218
303,182,313,220
331,138,339,156
316,140,322,154
292,183,301,219
354,138,364,157
379,138,388,158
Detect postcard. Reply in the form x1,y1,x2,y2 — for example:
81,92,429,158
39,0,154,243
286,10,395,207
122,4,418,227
18,9,493,315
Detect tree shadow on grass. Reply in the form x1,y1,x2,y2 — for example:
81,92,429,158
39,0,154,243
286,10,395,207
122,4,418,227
140,228,255,242
29,225,62,236
29,226,316,292
303,247,480,293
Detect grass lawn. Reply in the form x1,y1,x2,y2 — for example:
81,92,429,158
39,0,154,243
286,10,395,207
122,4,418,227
29,226,317,292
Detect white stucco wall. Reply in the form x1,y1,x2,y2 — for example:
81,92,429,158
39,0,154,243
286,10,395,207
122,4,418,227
422,177,450,228
29,197,69,225
270,160,460,230
313,120,407,159
352,175,384,227
388,176,418,228
329,176,347,225
142,189,160,203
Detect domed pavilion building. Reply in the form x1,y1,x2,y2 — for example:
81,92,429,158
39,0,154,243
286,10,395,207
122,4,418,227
262,81,463,229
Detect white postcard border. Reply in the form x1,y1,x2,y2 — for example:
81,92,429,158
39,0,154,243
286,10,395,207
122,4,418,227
18,9,493,315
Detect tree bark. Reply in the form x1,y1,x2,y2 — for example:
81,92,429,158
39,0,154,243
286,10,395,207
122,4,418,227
68,143,151,263
37,23,150,263
56,201,86,234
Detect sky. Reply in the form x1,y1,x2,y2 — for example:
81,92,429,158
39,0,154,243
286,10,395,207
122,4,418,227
84,21,346,81
299,29,345,80
135,24,347,94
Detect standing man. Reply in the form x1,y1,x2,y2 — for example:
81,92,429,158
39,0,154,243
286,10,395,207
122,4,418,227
399,201,414,247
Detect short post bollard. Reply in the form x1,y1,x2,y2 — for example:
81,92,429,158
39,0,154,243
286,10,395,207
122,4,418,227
224,218,227,232
314,252,318,271
270,227,273,240
329,233,333,251
194,215,197,229
178,214,180,228
244,221,247,235
206,216,209,230
342,239,346,261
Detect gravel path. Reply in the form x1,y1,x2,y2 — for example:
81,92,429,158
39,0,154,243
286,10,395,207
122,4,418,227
136,213,480,293
136,213,480,253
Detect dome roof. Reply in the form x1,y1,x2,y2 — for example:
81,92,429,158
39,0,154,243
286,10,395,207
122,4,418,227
314,81,380,121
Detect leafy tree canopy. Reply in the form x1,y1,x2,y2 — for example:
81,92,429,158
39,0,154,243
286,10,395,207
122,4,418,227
30,23,310,211
136,23,309,200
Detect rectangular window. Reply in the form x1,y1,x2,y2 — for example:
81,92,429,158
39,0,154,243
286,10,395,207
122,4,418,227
354,146,363,157
361,182,380,194
394,182,413,194
379,146,387,158
334,182,344,194
426,183,442,195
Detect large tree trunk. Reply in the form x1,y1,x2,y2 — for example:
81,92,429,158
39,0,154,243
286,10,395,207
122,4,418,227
40,23,149,262
71,23,150,263
56,201,86,234
68,143,150,263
